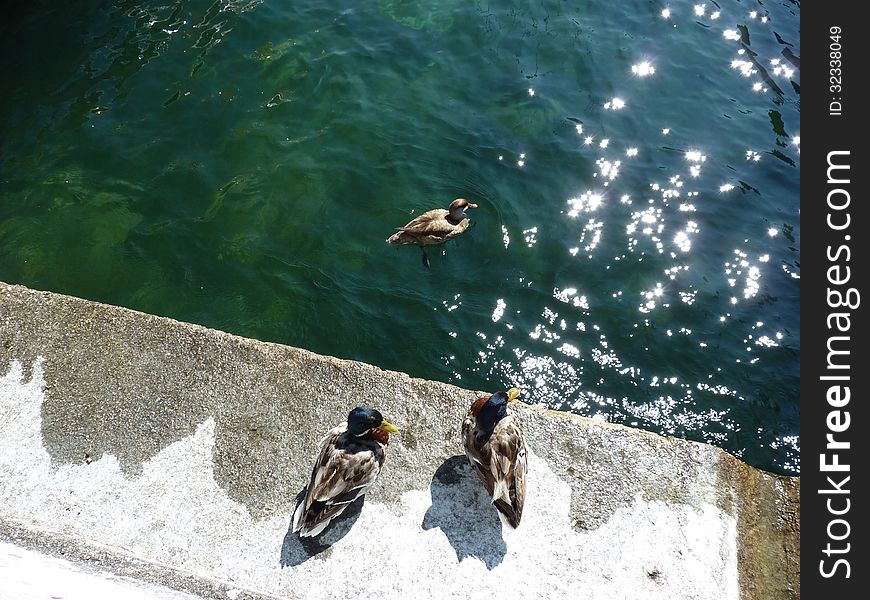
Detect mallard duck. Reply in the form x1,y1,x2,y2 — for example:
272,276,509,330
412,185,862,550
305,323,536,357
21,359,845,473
293,406,399,537
387,198,478,267
461,387,527,528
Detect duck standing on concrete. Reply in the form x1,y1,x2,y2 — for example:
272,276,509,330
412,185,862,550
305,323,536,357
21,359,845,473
461,387,527,527
386,198,478,267
293,406,399,537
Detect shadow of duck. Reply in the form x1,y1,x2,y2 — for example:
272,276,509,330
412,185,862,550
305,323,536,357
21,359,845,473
422,455,507,570
279,488,366,567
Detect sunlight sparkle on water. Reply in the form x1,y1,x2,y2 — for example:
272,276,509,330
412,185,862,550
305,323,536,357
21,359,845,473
637,282,664,313
631,61,655,77
580,219,604,252
673,221,698,252
744,266,761,299
674,231,691,252
604,97,626,110
731,60,755,77
755,336,779,348
661,8,671,19
553,287,589,309
680,291,697,305
596,158,620,180
694,4,705,17
723,30,741,41
492,299,506,323
523,227,538,247
441,293,461,312
773,64,796,78
626,147,638,157
567,191,604,216
558,343,581,358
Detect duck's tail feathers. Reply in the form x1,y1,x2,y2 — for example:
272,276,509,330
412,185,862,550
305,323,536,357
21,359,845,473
493,497,522,528
387,230,412,244
292,493,306,533
294,499,351,538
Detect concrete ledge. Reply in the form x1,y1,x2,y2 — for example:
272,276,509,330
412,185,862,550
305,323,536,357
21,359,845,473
0,525,240,600
0,282,798,599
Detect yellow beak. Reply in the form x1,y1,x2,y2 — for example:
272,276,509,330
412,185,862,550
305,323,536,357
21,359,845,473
378,418,399,433
507,388,521,402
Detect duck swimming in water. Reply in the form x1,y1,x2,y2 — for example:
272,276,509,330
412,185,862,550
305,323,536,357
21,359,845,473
293,406,399,537
387,198,478,267
461,387,527,528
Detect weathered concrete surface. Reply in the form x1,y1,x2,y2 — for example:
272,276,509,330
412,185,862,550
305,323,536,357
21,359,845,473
0,539,204,600
0,282,798,599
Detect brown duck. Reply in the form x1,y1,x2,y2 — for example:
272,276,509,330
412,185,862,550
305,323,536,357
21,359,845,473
461,387,527,528
387,198,478,267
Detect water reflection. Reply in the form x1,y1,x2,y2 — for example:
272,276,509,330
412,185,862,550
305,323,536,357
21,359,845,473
630,62,655,77
459,0,799,473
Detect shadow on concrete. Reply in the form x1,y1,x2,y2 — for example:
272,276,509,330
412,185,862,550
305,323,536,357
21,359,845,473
422,455,507,569
279,488,365,567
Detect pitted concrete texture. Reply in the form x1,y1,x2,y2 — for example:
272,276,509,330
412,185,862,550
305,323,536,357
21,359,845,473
0,282,798,599
0,540,204,600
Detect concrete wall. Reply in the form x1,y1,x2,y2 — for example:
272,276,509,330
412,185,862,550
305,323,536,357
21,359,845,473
0,282,798,599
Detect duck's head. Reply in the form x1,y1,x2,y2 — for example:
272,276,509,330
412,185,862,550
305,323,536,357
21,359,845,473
448,198,478,221
473,387,521,432
347,406,399,437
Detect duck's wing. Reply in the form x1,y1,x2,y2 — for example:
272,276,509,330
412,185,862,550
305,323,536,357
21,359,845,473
463,414,527,528
462,416,493,500
396,209,453,236
293,427,384,537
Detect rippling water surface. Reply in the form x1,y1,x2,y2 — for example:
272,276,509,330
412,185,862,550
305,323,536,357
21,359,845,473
1,0,800,473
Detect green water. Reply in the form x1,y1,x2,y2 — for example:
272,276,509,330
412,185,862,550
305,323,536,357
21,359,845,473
1,0,800,474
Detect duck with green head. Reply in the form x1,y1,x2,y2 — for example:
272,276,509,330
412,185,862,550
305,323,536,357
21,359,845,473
293,406,399,537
